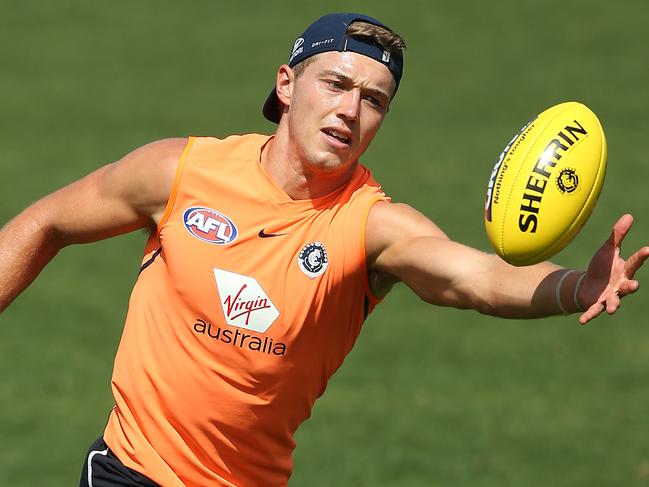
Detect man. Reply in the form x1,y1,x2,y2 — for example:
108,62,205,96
0,12,647,487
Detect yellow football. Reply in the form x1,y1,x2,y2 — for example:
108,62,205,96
484,102,607,266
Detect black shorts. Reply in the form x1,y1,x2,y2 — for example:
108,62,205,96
79,437,158,487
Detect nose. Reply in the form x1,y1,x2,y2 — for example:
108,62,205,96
336,88,361,121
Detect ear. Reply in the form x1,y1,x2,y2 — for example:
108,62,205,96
275,64,295,108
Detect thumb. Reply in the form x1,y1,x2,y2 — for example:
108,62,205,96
609,214,634,248
611,213,633,247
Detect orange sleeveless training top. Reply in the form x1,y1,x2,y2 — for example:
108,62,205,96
103,134,389,486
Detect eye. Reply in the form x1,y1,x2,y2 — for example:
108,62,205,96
325,80,344,91
365,95,381,107
364,94,387,111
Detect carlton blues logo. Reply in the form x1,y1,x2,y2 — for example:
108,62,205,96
297,242,329,278
183,207,238,245
556,168,579,194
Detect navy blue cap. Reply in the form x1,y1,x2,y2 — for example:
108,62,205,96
262,13,404,123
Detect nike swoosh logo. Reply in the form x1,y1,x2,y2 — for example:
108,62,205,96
258,229,287,238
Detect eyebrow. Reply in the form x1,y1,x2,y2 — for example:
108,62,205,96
319,69,392,101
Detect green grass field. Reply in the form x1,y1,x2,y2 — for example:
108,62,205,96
1,1,648,485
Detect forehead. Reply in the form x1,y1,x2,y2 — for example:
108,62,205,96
301,51,396,94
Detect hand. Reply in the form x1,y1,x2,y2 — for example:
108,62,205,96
578,214,649,324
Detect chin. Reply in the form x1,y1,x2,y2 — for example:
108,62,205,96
309,152,353,173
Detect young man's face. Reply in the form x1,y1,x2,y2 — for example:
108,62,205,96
283,51,396,176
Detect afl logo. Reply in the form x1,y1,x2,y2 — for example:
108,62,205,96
297,242,329,278
556,168,579,194
183,207,238,245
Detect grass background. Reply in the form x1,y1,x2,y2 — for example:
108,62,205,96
1,1,648,485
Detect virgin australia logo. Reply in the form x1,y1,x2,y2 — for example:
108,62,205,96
213,269,279,333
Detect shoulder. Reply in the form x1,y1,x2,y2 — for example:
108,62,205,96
188,133,271,153
118,137,189,168
101,137,190,224
365,200,448,297
366,201,448,259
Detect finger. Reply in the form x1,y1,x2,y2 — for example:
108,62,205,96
579,301,605,325
625,246,649,278
619,279,640,296
609,214,634,248
605,292,621,315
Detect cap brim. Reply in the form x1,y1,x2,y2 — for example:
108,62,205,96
262,88,282,123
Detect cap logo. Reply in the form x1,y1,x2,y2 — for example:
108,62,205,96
311,38,334,48
290,37,305,63
381,50,390,62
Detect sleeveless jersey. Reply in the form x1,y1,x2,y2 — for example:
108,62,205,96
103,134,389,486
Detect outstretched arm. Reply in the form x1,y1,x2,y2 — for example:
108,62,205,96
366,202,648,322
0,138,188,312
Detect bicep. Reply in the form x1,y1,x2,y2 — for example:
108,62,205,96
367,201,497,307
20,137,187,246
376,234,496,308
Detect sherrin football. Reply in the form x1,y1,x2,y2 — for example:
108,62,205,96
484,102,607,266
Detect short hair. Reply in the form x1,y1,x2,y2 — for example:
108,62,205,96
346,20,407,54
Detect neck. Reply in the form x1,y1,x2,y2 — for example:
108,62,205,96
261,126,358,200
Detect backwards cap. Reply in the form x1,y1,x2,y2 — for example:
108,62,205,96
262,12,404,123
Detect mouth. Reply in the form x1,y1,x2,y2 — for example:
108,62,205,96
321,127,352,149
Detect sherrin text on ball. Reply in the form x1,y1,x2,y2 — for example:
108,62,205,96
484,102,607,265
